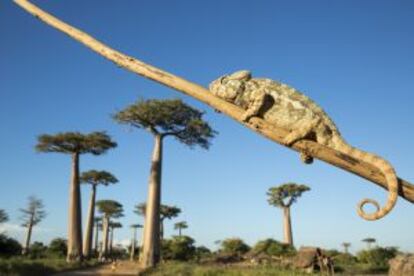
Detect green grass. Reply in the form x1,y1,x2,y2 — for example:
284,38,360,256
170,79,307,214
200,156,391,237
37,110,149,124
142,262,315,276
0,257,99,276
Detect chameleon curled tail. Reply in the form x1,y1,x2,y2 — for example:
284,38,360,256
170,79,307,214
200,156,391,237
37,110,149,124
333,136,398,220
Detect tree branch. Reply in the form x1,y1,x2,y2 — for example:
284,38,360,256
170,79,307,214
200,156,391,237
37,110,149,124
14,0,414,204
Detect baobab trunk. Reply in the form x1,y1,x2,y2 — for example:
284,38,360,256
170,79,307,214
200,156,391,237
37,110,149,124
67,152,83,262
283,206,293,246
22,222,33,255
94,221,99,253
82,184,96,258
160,220,164,240
100,216,109,260
141,134,163,268
130,227,136,261
178,228,182,237
109,227,114,254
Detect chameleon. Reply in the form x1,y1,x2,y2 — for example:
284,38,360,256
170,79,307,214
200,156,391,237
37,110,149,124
209,70,398,221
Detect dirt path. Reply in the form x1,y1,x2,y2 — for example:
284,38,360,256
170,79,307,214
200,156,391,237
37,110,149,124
55,261,143,275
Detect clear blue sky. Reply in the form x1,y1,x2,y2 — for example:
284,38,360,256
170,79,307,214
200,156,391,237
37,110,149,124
1,0,413,253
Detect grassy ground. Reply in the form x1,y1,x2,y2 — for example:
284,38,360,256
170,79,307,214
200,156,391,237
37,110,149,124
0,257,99,276
142,262,315,276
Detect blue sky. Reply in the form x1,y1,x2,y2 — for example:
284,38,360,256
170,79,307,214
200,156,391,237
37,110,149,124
1,0,413,253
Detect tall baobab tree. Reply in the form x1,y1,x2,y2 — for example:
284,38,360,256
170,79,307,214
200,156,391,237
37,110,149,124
362,237,376,249
130,224,143,261
108,221,122,254
36,131,117,262
114,98,216,268
93,217,102,254
174,221,188,237
267,183,310,246
20,196,46,255
342,242,351,254
0,209,8,224
134,202,181,239
96,200,123,260
80,170,118,258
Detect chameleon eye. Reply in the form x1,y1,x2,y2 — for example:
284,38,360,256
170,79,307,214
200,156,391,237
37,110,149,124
220,77,228,85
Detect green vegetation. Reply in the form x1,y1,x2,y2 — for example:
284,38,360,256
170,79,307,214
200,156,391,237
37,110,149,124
251,238,295,257
141,262,313,276
0,257,99,276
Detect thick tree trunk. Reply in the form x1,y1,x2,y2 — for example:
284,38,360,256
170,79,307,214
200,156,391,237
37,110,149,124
83,184,96,258
94,221,99,254
130,227,136,261
283,207,293,246
67,152,83,262
109,227,114,254
14,0,414,205
160,219,164,240
22,222,33,255
178,228,182,237
141,134,163,268
100,216,110,260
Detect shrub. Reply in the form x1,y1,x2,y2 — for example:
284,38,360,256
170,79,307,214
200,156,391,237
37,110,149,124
357,246,398,267
220,238,250,256
251,238,295,257
47,238,67,258
162,235,196,261
0,234,22,257
28,242,47,259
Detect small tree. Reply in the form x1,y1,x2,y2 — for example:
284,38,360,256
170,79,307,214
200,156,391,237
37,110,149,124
174,221,188,237
0,209,8,224
0,235,22,257
20,196,46,255
80,170,118,258
36,131,117,262
162,236,195,261
96,200,123,260
221,238,250,256
130,224,143,261
251,238,295,257
48,238,67,258
342,242,351,254
362,238,376,250
134,202,181,239
114,98,216,268
267,183,310,246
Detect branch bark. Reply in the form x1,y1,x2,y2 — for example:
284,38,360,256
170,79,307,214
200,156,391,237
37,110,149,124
14,0,414,204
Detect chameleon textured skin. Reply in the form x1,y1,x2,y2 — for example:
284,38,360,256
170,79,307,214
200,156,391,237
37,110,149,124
210,70,398,220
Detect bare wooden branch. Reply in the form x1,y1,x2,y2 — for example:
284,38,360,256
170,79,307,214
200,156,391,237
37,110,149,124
14,0,414,204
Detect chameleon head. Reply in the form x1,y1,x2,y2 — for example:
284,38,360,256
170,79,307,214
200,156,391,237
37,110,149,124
209,70,252,101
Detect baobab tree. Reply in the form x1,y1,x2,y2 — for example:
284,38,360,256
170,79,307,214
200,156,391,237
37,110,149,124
80,170,118,258
36,131,117,262
93,217,102,254
114,99,216,268
96,200,123,260
134,202,181,239
362,237,376,249
174,221,188,237
0,209,8,224
267,183,310,246
108,221,122,254
130,224,143,261
20,196,46,255
342,242,351,254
